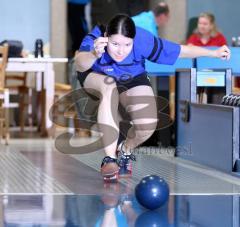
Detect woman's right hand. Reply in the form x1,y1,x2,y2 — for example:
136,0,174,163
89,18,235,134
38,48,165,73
93,37,108,58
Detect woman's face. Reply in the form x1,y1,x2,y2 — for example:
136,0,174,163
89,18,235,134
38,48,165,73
107,34,133,62
197,16,213,36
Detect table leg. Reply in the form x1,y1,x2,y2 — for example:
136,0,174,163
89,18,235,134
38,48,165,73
44,63,55,136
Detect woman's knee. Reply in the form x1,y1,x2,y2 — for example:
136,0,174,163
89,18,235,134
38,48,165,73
132,129,155,143
102,82,117,93
84,73,118,97
100,82,119,102
130,119,158,140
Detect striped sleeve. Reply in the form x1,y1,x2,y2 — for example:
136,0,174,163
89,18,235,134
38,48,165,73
136,27,181,65
79,26,102,52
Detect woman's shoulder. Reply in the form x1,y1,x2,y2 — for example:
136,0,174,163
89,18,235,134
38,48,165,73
89,25,104,37
186,33,200,44
134,26,155,42
135,26,150,34
213,32,227,43
215,32,226,38
188,33,199,38
213,32,227,45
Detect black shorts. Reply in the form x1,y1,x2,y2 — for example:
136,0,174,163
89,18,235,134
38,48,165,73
77,69,152,94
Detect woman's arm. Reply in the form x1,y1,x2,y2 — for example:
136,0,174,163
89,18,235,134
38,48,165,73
75,51,98,72
75,37,108,72
179,45,231,60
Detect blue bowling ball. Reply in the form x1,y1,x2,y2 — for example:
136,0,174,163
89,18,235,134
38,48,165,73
135,175,169,210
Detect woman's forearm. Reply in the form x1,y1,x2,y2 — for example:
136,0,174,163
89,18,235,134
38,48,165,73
179,45,230,60
180,45,216,58
75,51,98,72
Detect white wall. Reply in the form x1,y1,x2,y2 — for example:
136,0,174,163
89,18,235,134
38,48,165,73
0,0,67,82
0,0,50,52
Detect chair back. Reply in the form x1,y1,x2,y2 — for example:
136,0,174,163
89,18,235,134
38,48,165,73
0,44,9,89
5,73,27,88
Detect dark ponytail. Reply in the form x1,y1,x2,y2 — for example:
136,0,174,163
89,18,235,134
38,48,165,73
98,24,106,35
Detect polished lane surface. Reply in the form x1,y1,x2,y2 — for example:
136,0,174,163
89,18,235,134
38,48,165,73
1,138,240,226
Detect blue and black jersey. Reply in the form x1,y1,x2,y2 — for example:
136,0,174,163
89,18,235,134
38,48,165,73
80,26,181,80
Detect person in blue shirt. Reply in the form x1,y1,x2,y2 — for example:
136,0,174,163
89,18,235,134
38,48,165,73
132,2,170,37
75,14,230,182
68,0,91,56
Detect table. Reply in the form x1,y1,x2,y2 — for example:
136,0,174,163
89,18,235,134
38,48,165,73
145,58,194,76
6,57,68,135
196,47,240,75
146,47,240,76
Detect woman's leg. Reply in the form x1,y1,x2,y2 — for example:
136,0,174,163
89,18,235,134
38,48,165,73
83,72,119,158
119,85,158,154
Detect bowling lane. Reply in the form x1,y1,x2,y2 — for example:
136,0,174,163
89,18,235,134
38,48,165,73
1,139,240,226
73,147,240,195
5,139,240,195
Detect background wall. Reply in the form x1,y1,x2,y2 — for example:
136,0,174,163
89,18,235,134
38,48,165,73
163,0,187,43
0,0,50,52
1,0,240,50
0,0,67,83
187,0,240,44
51,0,67,83
1,0,239,82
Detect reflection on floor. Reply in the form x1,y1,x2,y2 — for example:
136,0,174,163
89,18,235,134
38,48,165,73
2,194,240,226
0,137,240,226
